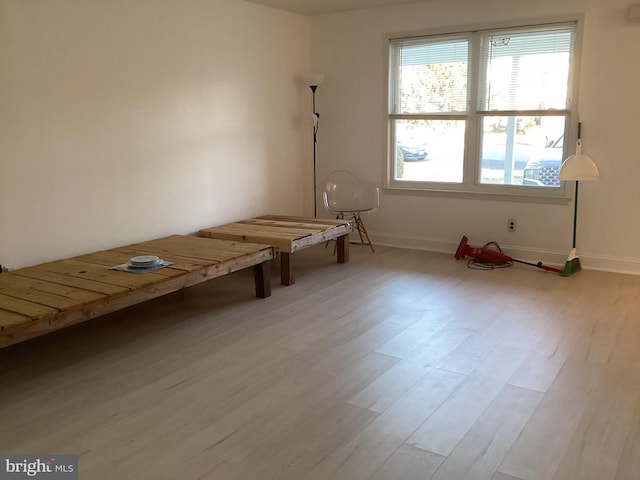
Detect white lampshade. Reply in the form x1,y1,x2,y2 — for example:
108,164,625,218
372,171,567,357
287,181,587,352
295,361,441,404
306,73,325,87
558,139,600,181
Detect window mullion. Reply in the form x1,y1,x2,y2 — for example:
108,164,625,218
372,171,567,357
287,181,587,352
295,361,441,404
477,109,571,117
389,114,468,121
465,31,482,186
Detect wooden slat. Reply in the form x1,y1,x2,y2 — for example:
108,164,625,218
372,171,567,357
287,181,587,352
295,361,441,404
124,235,273,259
290,225,352,252
248,220,350,235
202,223,351,253
74,250,190,278
199,228,294,253
224,221,322,236
201,217,352,251
235,221,324,236
114,243,261,265
0,284,93,311
74,250,143,267
34,259,168,290
13,268,129,295
111,249,214,273
0,293,59,319
0,274,104,307
75,243,216,273
73,236,273,277
200,226,297,252
0,309,32,330
257,214,351,228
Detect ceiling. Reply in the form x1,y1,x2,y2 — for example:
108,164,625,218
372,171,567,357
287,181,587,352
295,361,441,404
245,0,429,16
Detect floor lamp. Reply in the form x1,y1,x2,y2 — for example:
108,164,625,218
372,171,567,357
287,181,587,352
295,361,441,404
306,73,324,217
558,122,599,276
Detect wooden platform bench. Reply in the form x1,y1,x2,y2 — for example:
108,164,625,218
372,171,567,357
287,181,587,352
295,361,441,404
199,215,352,286
0,235,275,349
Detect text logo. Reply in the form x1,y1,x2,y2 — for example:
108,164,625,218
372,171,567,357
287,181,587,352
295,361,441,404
0,455,78,479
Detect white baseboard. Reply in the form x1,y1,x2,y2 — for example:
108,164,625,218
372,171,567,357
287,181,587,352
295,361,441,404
578,253,640,275
369,231,640,276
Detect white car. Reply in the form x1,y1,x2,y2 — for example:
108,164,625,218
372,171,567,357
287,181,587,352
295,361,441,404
522,135,564,187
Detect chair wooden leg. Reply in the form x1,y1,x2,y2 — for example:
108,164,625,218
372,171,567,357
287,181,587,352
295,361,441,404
352,214,366,245
325,212,373,255
355,213,375,253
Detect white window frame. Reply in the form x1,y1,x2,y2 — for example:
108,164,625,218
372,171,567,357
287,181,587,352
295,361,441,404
384,18,583,203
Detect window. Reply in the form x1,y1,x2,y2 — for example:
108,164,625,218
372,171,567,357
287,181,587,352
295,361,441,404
387,22,577,198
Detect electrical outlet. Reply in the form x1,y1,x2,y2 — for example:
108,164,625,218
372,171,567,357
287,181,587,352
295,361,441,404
507,219,516,232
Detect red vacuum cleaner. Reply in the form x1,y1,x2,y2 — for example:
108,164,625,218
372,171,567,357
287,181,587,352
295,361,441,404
455,236,561,273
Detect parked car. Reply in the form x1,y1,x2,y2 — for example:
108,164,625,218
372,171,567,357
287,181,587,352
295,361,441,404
395,123,428,161
398,141,428,161
522,135,564,187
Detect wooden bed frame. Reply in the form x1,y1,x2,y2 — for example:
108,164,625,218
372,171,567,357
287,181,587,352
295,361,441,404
0,235,274,349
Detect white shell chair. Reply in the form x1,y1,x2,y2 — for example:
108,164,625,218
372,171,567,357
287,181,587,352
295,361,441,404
322,170,380,252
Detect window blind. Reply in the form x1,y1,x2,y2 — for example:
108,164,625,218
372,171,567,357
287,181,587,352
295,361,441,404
478,23,576,111
389,36,469,114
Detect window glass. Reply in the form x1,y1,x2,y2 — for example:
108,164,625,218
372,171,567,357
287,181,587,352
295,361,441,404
394,119,465,183
479,116,566,186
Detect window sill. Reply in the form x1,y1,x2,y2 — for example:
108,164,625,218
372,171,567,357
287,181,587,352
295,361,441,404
382,185,571,205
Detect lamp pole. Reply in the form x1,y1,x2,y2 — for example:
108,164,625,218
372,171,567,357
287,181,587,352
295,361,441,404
306,73,324,218
310,84,320,217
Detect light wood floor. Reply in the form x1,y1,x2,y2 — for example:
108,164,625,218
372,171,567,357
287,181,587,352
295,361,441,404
1,244,640,480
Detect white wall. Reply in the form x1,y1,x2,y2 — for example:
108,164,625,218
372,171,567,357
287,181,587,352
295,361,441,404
0,0,311,268
311,0,640,273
